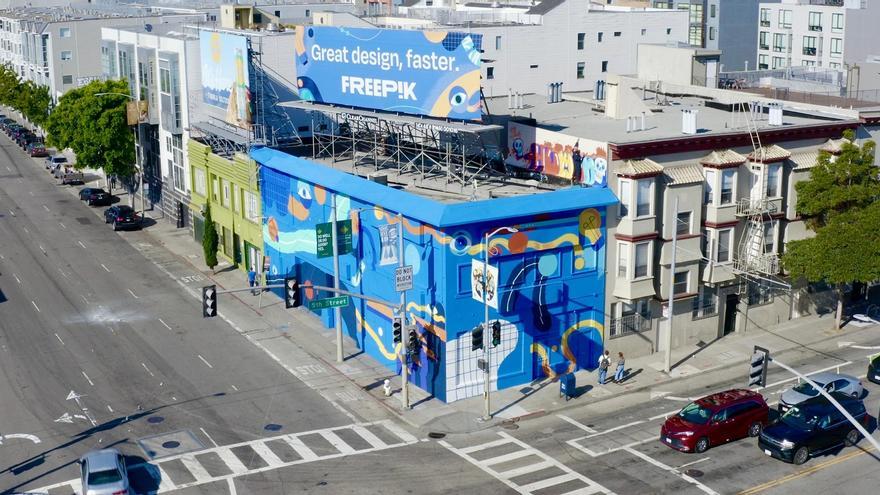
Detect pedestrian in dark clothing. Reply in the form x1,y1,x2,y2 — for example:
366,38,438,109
614,352,626,383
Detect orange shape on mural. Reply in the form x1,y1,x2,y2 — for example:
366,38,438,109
508,231,529,254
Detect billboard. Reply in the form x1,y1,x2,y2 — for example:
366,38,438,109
505,122,609,187
294,26,483,120
200,31,251,128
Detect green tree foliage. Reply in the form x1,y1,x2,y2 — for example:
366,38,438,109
45,79,135,179
795,130,880,229
0,64,51,128
202,205,219,272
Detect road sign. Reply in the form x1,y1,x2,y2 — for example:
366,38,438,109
316,220,353,258
395,265,413,292
308,296,349,310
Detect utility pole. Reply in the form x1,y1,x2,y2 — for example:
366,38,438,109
664,196,679,373
482,230,491,421
331,193,343,363
398,213,409,409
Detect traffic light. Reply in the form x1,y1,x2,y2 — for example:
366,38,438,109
471,325,484,351
202,285,217,318
748,346,769,387
491,320,502,347
284,277,301,308
407,328,419,354
392,317,403,344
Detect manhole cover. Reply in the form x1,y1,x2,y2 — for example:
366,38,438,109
147,416,164,424
685,469,704,478
161,441,180,449
137,430,205,460
501,423,520,430
264,424,282,431
427,432,446,439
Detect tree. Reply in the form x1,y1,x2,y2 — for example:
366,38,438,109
45,79,135,181
784,202,880,330
202,205,219,273
795,130,880,229
0,64,51,130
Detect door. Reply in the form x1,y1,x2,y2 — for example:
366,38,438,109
723,294,738,335
709,408,731,445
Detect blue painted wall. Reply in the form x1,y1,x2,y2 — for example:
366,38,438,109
253,146,616,402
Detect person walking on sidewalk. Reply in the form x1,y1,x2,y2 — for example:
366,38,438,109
597,350,611,385
614,352,626,383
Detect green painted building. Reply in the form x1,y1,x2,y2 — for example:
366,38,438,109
188,139,264,273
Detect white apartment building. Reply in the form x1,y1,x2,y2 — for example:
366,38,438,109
757,0,880,71
0,6,204,100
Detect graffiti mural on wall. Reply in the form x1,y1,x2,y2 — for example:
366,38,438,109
506,121,609,187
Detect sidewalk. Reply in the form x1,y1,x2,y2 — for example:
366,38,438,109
67,165,880,436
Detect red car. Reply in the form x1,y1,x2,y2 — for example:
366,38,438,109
660,389,769,453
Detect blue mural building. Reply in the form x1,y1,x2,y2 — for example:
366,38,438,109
252,146,617,402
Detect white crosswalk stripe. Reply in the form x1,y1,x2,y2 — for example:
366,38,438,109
31,420,416,494
439,432,614,495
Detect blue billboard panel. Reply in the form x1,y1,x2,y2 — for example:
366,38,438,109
295,26,483,121
200,31,251,128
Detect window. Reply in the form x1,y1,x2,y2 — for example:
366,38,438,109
486,66,494,80
62,74,72,85
704,169,715,204
577,32,585,50
710,4,715,18
673,271,689,295
803,36,817,56
222,180,231,207
808,11,822,31
212,176,219,199
305,9,310,16
764,221,776,254
666,28,672,35
803,60,816,67
60,50,72,61
495,35,502,50
760,8,770,26
829,62,841,69
759,54,769,69
766,163,781,197
160,67,171,93
720,169,735,205
634,242,650,278
641,28,646,36
636,179,652,216
747,281,772,305
597,32,603,42
832,13,843,31
618,179,631,218
244,191,259,222
716,228,732,262
613,31,621,37
709,27,715,41
601,61,608,73
232,185,239,213
830,38,842,55
772,56,785,69
575,62,585,79
59,27,71,38
274,10,280,16
529,64,538,69
194,168,206,196
778,9,792,28
692,286,718,318
759,32,769,50
617,242,628,278
610,298,651,337
773,33,785,52
676,211,691,236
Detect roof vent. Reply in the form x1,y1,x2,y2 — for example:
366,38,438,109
681,109,698,135
768,102,783,126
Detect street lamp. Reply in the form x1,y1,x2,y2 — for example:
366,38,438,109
482,225,518,421
93,92,146,218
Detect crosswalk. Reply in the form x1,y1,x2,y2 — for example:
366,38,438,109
439,432,614,495
35,420,418,495
566,419,660,457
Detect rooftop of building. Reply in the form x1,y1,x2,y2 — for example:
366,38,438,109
105,21,200,41
0,4,200,23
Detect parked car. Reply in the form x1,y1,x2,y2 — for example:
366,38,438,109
60,169,85,185
868,355,880,385
104,205,140,231
660,389,770,453
15,130,35,149
778,373,864,412
28,142,48,157
79,448,130,495
80,187,111,206
759,392,868,465
5,123,21,136
47,155,67,170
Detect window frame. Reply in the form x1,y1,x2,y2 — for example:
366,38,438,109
60,50,72,61
577,32,585,50
193,168,207,196
719,169,736,205
673,271,689,295
618,178,631,219
692,285,718,319
831,12,844,31
763,221,776,254
635,179,653,218
617,241,628,279
576,62,585,79
676,211,692,237
830,38,843,55
715,228,733,263
634,241,651,279
704,169,715,204
59,27,71,38
766,163,781,197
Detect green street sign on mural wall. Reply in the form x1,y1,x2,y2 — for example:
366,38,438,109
308,296,349,310
316,220,353,258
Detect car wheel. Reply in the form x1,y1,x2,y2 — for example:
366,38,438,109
748,422,762,437
844,429,860,447
851,391,859,398
793,446,809,465
695,437,709,453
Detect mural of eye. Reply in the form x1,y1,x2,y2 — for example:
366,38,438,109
450,230,472,256
448,86,468,112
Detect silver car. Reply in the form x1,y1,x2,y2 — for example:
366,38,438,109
79,448,130,495
779,372,864,412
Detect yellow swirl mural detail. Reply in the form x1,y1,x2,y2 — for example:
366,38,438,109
355,307,401,361
530,343,555,379
561,319,605,374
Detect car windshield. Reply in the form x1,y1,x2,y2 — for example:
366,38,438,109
88,468,122,485
781,406,820,430
791,381,824,396
678,402,712,425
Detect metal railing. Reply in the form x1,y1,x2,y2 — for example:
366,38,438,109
609,313,652,338
736,198,775,217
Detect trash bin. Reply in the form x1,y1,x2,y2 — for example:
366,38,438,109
559,373,576,401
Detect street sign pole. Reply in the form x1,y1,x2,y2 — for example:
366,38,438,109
398,213,409,410
332,193,343,363
483,231,491,421
664,196,679,374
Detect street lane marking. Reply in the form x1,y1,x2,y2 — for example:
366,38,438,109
128,288,139,299
230,384,239,391
81,294,90,304
81,371,94,386
180,454,212,481
77,240,86,248
216,447,248,475
38,245,46,255
22,227,27,233
678,457,711,469
200,427,219,448
42,204,49,212
158,318,172,330
285,435,319,461
107,405,114,413
623,447,719,495
101,263,110,272
141,362,155,377
54,333,65,345
59,221,66,230
197,354,213,368
738,446,876,495
320,430,357,455
8,210,14,217
0,433,41,444
31,300,40,312
557,414,598,433
250,441,284,467
13,273,20,284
